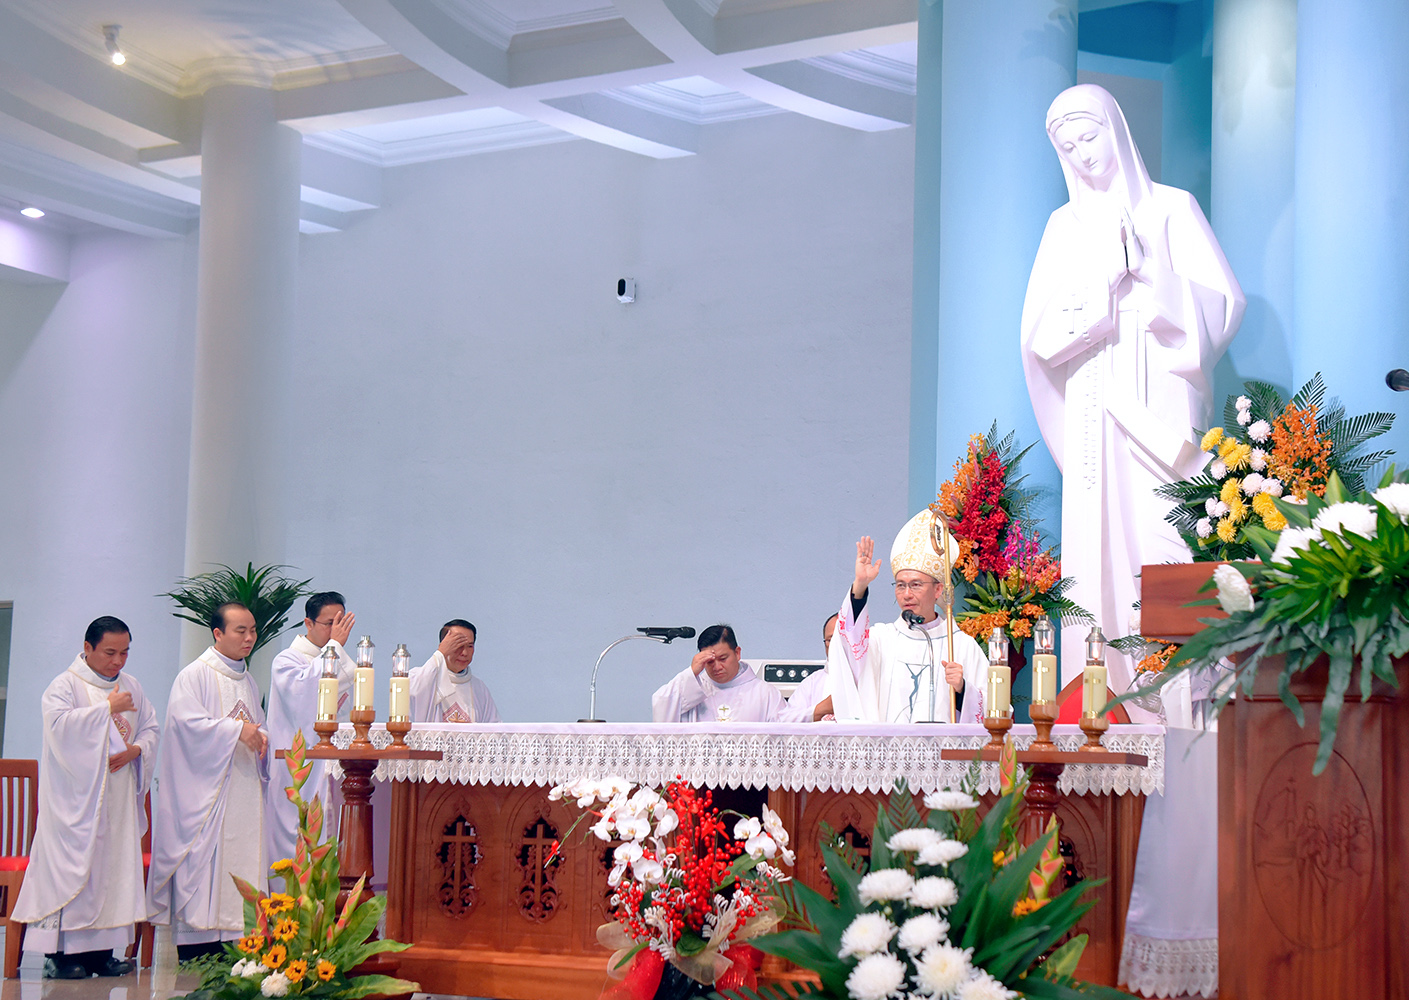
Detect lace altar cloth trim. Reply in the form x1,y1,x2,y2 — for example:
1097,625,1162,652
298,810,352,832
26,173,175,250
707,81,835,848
1118,932,1218,998
329,722,1163,795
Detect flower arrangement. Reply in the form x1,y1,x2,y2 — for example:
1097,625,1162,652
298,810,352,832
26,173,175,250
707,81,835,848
728,742,1130,1000
1157,374,1395,562
1128,469,1409,774
548,777,788,997
183,731,416,1000
930,424,1093,646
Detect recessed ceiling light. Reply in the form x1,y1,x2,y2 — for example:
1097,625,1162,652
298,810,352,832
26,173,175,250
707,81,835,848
20,207,44,219
103,24,126,66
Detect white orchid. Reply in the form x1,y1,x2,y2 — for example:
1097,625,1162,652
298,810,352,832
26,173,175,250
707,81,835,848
761,805,796,864
652,803,679,839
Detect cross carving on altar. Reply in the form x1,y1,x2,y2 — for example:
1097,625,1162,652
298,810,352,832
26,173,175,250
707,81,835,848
517,818,560,922
440,817,479,917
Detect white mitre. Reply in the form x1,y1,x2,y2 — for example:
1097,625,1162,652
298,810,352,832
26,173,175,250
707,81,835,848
890,509,961,581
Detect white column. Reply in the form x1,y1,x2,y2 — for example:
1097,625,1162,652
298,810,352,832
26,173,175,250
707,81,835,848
182,84,301,660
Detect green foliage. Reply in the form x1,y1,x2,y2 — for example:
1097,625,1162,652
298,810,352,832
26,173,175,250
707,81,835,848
1124,468,1409,774
161,563,312,659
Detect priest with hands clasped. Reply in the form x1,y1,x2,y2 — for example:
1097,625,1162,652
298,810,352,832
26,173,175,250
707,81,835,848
827,510,987,723
264,591,357,869
12,616,159,979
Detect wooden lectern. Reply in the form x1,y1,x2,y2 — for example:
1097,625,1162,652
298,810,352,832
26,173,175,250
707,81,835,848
1141,563,1409,1000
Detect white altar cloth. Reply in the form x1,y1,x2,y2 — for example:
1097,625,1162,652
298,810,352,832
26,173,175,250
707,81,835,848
329,722,1163,796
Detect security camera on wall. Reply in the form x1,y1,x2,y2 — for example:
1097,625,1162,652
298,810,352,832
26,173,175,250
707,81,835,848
616,278,636,303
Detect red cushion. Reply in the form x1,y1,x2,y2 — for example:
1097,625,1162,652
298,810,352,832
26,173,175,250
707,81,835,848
0,857,28,872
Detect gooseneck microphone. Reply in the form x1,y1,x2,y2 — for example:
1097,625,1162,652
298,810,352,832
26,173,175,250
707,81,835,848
1386,369,1409,392
581,626,697,722
902,611,925,627
637,626,696,642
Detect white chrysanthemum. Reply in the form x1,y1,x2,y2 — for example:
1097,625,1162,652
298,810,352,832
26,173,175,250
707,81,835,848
1241,473,1264,495
1213,564,1254,614
1237,408,1252,426
887,828,941,853
909,876,959,910
858,868,915,905
1128,608,1141,634
1271,526,1321,564
1248,419,1271,442
838,912,897,958
916,839,968,867
897,913,949,954
1236,394,1252,411
1210,458,1228,479
231,960,249,976
1261,478,1284,497
846,952,907,1000
1196,517,1213,539
1373,482,1409,522
956,970,1017,1000
913,943,973,997
1249,448,1268,471
241,962,265,979
1204,497,1220,517
1213,500,1230,517
923,790,979,812
1312,501,1379,541
260,972,290,997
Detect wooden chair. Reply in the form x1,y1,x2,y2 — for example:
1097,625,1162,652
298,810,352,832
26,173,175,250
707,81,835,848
125,791,154,968
1055,675,1131,725
0,760,39,978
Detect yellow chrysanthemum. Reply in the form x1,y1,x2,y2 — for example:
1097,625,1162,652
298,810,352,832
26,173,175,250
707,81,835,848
1220,477,1242,506
285,960,308,983
272,918,299,943
1261,508,1288,531
1217,517,1238,543
316,960,336,982
1225,442,1253,471
1251,492,1276,517
1227,494,1248,524
262,945,287,970
236,935,264,955
1201,427,1224,452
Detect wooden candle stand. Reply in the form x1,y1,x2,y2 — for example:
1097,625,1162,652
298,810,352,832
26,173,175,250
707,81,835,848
1029,700,1059,750
312,716,338,749
386,716,411,748
982,713,1013,748
349,707,375,749
1079,711,1110,750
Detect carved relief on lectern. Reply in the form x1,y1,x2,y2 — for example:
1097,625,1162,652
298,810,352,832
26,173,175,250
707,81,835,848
435,806,481,918
515,810,562,923
796,793,878,899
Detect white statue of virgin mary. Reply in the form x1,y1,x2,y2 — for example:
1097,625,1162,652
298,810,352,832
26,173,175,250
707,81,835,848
1021,84,1245,700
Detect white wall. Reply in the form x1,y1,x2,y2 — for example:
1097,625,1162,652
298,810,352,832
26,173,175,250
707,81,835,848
287,113,916,723
0,231,197,756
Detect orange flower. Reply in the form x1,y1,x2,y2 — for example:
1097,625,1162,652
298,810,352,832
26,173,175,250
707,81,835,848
236,935,264,955
1008,617,1032,639
1020,603,1045,619
285,960,308,983
959,611,1010,640
1268,403,1333,499
262,945,286,970
1137,644,1177,675
272,918,299,942
316,959,336,981
1013,897,1049,917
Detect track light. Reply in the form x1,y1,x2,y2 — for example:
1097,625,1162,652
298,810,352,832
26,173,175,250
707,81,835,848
103,24,126,66
20,207,44,219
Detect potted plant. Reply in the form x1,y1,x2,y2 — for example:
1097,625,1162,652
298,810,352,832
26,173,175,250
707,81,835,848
162,563,312,662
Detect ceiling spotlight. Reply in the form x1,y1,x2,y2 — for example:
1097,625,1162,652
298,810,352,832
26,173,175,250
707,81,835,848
103,24,126,65
20,207,45,219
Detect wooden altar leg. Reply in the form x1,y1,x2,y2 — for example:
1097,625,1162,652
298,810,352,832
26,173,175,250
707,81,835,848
338,759,378,909
1021,762,1064,845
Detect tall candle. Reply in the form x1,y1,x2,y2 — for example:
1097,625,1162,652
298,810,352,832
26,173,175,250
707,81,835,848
316,676,337,720
354,667,375,711
985,665,1012,719
389,676,410,720
1082,664,1108,718
1031,653,1057,704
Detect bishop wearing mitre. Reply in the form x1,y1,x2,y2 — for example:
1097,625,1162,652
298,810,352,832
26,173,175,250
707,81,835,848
13,617,159,979
148,602,270,961
826,510,987,723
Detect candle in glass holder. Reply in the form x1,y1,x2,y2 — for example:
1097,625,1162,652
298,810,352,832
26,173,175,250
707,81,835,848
316,645,338,720
354,636,375,711
1082,626,1108,717
984,626,1011,719
1031,616,1057,705
389,643,411,721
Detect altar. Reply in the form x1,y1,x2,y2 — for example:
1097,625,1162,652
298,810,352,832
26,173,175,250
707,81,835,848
335,721,1164,998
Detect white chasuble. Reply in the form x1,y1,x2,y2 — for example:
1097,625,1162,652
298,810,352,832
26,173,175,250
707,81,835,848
827,591,986,725
148,648,268,942
264,636,354,867
408,651,501,724
13,657,159,954
651,664,786,724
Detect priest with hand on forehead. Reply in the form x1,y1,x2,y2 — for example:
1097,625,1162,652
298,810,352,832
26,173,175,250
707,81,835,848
826,510,987,724
408,619,501,723
651,624,786,723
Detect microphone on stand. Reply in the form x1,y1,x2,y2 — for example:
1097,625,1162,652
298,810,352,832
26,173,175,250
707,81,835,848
901,611,925,628
637,626,696,642
581,626,697,722
1386,369,1409,392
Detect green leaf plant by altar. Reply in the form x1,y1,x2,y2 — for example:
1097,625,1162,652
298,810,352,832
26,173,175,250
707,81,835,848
178,730,418,1000
718,741,1131,1000
1119,468,1409,776
162,563,313,661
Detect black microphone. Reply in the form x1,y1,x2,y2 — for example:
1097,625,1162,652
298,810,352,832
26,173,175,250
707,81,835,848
1387,369,1409,392
637,626,695,643
901,611,925,628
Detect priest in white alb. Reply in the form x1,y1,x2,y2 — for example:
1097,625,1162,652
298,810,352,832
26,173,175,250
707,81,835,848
12,616,159,979
408,619,501,723
827,511,987,723
779,614,838,723
652,624,786,723
264,591,357,869
147,602,269,961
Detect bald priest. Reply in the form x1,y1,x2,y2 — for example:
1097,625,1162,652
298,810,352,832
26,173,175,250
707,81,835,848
826,510,987,724
652,624,786,723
